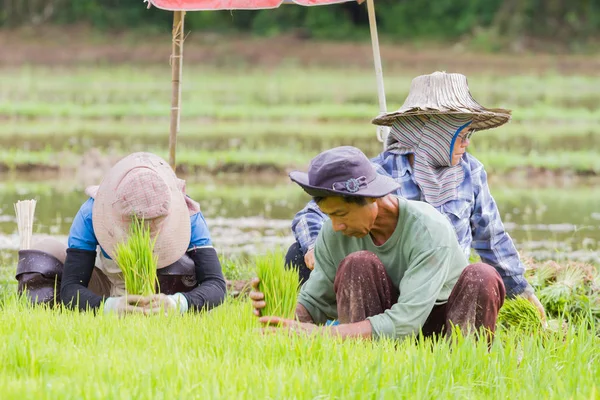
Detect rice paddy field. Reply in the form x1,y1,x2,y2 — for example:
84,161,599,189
0,294,598,400
0,32,599,398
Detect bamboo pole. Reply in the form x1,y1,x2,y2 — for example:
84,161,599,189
169,10,185,171
366,0,390,149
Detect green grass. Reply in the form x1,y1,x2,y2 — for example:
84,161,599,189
0,66,599,175
3,147,600,175
1,119,599,155
0,293,598,399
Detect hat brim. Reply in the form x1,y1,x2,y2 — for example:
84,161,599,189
92,153,191,269
372,109,511,130
289,171,400,199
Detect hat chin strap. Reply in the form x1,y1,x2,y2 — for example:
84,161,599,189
448,121,473,164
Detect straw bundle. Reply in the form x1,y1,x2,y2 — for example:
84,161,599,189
14,199,37,250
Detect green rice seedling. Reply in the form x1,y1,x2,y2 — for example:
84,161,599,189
539,264,587,317
0,260,599,399
526,260,561,288
255,251,300,320
114,216,159,296
498,296,543,333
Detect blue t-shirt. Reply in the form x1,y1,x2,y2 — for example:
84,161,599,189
68,198,213,259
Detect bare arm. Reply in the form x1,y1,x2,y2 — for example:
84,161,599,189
330,320,372,340
295,303,314,323
261,313,373,341
296,303,372,340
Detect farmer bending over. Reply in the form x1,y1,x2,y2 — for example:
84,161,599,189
286,71,545,322
18,152,226,315
251,146,505,340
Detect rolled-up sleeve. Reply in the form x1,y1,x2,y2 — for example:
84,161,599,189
470,164,528,297
189,212,213,249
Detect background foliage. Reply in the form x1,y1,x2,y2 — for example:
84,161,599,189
1,0,599,51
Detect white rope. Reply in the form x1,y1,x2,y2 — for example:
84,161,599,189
14,199,37,250
366,0,390,148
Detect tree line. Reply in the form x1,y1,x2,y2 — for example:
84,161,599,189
1,0,598,51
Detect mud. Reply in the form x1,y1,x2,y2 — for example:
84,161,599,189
1,28,600,75
1,156,599,184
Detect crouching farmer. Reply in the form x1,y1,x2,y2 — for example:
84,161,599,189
251,146,505,341
17,152,226,315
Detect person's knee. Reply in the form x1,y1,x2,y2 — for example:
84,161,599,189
462,263,497,281
338,251,382,276
284,242,304,268
462,263,505,299
16,242,65,305
284,242,312,284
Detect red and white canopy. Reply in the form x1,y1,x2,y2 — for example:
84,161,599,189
146,0,358,11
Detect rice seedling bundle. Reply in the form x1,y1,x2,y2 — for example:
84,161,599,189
525,260,600,328
498,296,543,333
114,216,159,296
256,252,300,319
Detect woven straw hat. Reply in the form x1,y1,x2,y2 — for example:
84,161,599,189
92,152,191,269
372,71,511,130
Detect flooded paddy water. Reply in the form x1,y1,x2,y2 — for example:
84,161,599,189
2,61,600,289
1,173,598,286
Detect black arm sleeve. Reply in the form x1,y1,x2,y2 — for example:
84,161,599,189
60,248,104,311
182,247,227,312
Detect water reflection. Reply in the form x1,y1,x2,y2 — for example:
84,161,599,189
0,180,598,264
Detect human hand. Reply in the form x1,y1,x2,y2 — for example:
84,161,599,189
258,316,321,336
141,293,187,315
103,295,152,316
249,277,266,316
104,293,187,316
521,287,547,328
304,248,315,271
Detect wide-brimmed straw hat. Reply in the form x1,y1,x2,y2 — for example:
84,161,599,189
289,146,400,198
372,71,511,130
92,152,191,269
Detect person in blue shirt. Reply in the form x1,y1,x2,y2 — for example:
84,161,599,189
285,71,545,322
56,152,226,315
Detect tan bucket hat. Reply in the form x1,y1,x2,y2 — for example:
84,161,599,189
372,71,511,130
92,152,191,269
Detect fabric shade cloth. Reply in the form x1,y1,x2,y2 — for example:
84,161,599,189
146,0,357,11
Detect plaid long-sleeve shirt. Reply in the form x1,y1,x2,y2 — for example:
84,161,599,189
291,151,529,297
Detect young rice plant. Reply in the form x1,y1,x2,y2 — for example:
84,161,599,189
497,296,543,333
256,252,300,320
114,215,159,296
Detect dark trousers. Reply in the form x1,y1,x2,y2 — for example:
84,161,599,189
333,250,506,340
284,242,313,284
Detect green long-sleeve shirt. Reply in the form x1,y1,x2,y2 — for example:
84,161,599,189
297,196,468,340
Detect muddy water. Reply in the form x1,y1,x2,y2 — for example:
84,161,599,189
0,179,598,266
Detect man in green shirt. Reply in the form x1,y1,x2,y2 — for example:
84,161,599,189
251,146,505,341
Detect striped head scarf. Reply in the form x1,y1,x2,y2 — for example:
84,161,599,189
386,114,472,207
